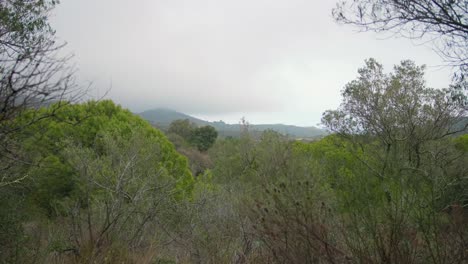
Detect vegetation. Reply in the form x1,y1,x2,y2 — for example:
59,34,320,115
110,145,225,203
0,0,78,187
0,0,467,263
139,108,326,139
164,119,217,176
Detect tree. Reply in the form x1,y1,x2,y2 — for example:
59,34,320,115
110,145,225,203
332,0,468,88
168,119,196,140
61,130,185,262
323,58,467,168
321,59,468,263
0,0,78,186
190,125,218,152
0,0,77,128
19,100,194,213
167,120,218,152
0,100,196,262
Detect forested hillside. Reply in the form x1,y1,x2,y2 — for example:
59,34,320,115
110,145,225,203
138,108,326,139
0,0,467,264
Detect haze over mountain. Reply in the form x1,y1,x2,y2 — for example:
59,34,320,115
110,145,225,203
138,108,326,139
51,0,452,126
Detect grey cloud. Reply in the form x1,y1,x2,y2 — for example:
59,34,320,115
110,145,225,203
51,0,451,124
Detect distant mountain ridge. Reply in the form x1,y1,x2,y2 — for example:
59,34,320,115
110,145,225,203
138,108,208,126
138,108,326,139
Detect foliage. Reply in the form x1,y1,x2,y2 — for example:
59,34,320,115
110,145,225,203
166,119,217,175
59,130,186,262
189,125,218,152
178,147,213,176
8,100,193,215
167,119,218,152
323,59,466,170
253,180,342,264
0,0,78,187
0,100,197,263
320,59,468,263
0,0,58,45
2,0,467,263
2,94,466,264
168,119,195,140
1,4,467,259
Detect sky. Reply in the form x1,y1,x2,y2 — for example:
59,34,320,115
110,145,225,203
50,0,452,127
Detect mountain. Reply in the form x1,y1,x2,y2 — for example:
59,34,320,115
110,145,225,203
138,108,326,139
138,108,208,126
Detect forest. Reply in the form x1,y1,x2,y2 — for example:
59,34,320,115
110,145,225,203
0,1,467,263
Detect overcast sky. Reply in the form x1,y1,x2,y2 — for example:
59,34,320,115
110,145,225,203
51,0,452,126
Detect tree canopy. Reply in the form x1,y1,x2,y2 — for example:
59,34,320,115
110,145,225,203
0,0,77,186
18,100,194,213
190,125,218,152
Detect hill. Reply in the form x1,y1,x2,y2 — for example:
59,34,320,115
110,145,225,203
138,108,326,139
138,108,208,126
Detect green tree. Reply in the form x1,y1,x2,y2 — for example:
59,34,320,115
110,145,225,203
0,0,77,186
168,119,196,140
321,59,468,263
18,100,194,214
190,125,218,152
322,59,467,170
0,100,196,262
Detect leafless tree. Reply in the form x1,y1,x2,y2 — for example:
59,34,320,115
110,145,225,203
333,0,468,88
